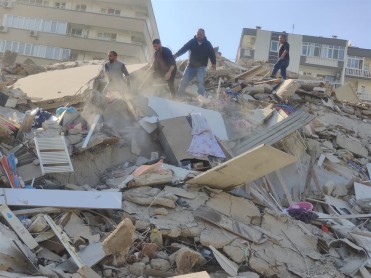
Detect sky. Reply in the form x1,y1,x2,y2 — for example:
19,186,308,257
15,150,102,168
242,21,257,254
152,0,371,61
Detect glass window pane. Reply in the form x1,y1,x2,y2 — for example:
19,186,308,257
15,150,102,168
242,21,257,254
32,45,40,56
0,40,5,52
18,43,25,54
39,45,46,57
25,43,32,55
46,46,53,58
53,48,61,59
23,17,30,29
11,41,19,52
62,49,70,60
6,15,13,27
56,22,67,34
35,19,42,31
42,20,51,32
12,16,19,28
51,21,57,32
5,41,11,51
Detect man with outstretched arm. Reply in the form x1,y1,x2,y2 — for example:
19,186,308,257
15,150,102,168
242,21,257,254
173,28,216,98
103,50,130,93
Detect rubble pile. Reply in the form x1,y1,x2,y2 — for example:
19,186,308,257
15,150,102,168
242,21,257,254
0,53,371,278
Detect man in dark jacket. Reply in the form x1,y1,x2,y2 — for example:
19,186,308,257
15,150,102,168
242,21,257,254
270,33,290,79
151,39,177,98
103,50,130,93
174,28,216,98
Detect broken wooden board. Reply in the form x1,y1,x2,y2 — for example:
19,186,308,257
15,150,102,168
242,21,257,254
188,145,296,190
57,242,106,272
13,207,65,217
334,83,360,103
194,205,267,243
81,115,100,149
0,205,39,250
44,215,102,277
209,245,238,276
0,188,122,209
232,110,315,156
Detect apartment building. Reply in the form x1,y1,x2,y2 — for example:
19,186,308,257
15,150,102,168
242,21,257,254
237,27,371,101
0,0,159,64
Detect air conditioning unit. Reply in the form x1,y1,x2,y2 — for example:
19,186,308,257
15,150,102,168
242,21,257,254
2,1,13,8
0,25,8,32
29,30,38,37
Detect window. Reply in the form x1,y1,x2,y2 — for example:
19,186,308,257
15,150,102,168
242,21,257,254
302,42,309,56
75,4,86,11
71,28,83,37
360,86,366,93
347,56,363,69
270,41,279,52
55,2,65,9
97,32,117,41
101,8,121,16
302,42,345,60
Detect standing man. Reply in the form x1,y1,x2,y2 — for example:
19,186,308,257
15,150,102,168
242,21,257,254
151,39,177,98
103,50,130,93
174,28,216,98
270,33,290,79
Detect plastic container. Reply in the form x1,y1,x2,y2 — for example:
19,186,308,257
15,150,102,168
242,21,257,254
150,228,163,248
288,201,313,211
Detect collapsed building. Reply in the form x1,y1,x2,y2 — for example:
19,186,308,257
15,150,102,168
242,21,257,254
0,49,371,278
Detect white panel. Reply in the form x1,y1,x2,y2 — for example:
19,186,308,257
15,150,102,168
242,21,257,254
1,189,122,209
287,34,302,73
254,29,271,61
148,96,228,140
34,136,74,174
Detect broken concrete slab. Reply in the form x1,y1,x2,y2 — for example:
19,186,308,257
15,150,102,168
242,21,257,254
103,218,135,255
334,83,360,103
336,134,368,158
274,79,300,101
188,145,296,190
169,247,206,274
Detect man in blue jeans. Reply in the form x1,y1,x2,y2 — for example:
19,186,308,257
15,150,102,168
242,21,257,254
270,33,290,79
173,28,216,98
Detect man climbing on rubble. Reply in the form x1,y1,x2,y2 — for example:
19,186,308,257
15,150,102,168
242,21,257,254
150,39,177,98
103,50,130,94
270,32,290,80
173,28,216,99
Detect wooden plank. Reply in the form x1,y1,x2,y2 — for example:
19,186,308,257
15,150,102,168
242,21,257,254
188,145,296,190
82,115,100,149
194,205,267,243
0,205,39,250
1,189,122,209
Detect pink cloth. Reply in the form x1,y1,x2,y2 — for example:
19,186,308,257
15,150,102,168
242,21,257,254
187,113,226,158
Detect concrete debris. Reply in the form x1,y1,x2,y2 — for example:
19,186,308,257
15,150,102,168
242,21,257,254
1,51,371,278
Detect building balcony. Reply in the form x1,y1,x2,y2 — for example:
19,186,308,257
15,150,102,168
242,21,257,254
0,28,147,62
345,68,371,79
6,3,147,34
304,56,339,68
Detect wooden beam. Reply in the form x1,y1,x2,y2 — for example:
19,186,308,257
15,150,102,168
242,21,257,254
0,204,39,250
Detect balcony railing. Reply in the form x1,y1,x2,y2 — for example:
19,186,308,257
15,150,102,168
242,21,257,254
305,56,339,67
345,68,371,79
357,91,371,102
